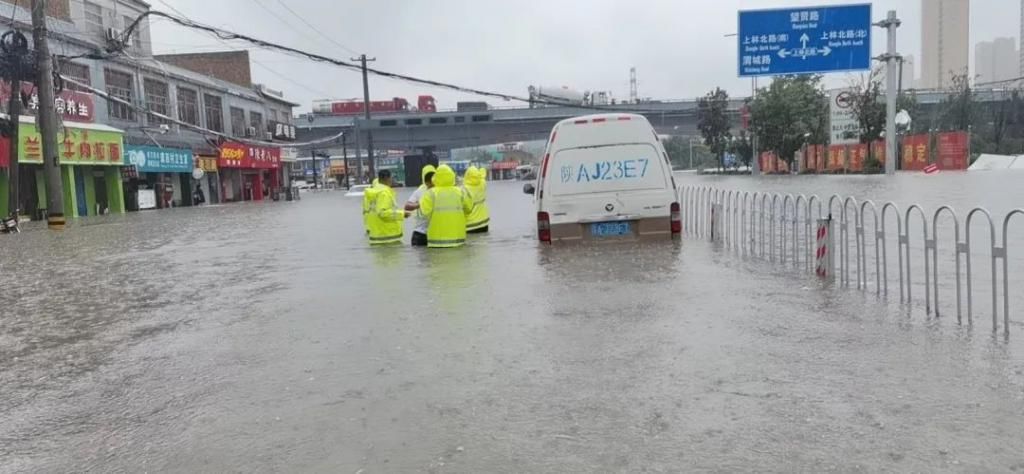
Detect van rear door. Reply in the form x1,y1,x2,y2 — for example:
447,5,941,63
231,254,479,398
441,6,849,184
543,142,673,239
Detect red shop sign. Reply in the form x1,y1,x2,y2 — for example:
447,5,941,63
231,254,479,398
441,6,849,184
0,82,95,123
218,141,280,169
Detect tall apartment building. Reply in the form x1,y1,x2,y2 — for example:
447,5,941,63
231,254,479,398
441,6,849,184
920,0,970,89
976,37,1019,85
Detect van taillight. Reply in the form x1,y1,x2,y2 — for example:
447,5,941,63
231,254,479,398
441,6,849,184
537,211,552,243
670,202,682,235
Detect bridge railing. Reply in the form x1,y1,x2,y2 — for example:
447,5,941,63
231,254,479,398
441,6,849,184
680,185,1024,336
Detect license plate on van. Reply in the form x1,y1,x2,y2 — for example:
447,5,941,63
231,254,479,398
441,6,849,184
591,221,632,237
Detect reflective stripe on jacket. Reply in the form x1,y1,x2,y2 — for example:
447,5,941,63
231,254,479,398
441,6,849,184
420,165,473,248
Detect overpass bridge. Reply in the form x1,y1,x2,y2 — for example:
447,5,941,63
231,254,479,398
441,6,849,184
292,88,1012,155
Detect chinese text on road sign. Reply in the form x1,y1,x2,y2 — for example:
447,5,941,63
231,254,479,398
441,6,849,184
738,4,872,77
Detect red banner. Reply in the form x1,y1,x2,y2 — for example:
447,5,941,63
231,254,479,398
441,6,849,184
871,140,886,165
218,142,281,169
827,145,846,171
0,82,95,123
901,134,930,171
0,136,7,167
936,131,969,170
849,144,867,172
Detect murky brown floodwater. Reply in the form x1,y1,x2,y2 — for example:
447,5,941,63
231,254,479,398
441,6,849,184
2,176,1024,472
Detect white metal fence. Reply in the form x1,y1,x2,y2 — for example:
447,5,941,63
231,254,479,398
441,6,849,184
679,186,1024,336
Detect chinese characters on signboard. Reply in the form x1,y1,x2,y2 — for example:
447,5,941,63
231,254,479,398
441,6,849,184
125,145,194,173
218,142,281,169
268,121,296,141
16,123,123,165
0,82,95,122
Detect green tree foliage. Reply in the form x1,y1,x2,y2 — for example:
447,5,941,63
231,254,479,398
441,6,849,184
729,129,753,167
749,75,828,164
697,87,732,170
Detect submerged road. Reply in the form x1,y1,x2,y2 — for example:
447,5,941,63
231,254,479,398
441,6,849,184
1,179,1024,472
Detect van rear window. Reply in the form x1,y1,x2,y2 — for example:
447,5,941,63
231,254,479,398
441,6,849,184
548,143,666,196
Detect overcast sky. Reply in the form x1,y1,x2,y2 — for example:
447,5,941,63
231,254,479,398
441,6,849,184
150,0,1018,113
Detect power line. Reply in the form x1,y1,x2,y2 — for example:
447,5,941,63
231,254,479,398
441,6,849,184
121,10,695,113
251,0,331,49
58,73,343,147
272,0,359,56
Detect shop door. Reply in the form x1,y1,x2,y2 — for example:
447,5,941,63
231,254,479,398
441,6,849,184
74,168,88,216
93,174,108,214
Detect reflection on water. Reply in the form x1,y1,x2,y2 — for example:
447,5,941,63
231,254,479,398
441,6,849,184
0,179,1023,472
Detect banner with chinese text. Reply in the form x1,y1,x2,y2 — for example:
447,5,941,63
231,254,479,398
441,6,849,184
936,131,968,170
901,134,930,171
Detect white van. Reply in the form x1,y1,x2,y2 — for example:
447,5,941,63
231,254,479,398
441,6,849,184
524,113,680,243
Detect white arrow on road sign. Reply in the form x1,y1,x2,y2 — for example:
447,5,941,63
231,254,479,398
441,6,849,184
800,33,810,48
820,46,832,56
778,49,791,59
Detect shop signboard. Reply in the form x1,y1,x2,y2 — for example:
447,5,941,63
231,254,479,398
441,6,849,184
17,122,123,165
218,141,281,169
196,156,218,172
937,131,968,170
125,145,193,173
268,121,297,141
0,82,95,122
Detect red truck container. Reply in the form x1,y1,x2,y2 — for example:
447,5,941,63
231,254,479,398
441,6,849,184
312,96,437,115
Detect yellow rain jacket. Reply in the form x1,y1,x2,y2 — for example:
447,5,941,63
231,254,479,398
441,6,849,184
463,166,489,232
418,165,436,191
362,178,380,233
419,165,473,248
366,181,405,245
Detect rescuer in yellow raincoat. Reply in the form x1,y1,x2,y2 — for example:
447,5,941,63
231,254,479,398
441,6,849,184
365,171,408,245
361,178,380,234
419,164,473,248
463,166,489,233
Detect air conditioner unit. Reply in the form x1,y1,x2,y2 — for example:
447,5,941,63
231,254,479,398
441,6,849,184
105,28,123,42
245,126,256,137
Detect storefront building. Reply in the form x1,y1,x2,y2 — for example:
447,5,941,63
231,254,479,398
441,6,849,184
195,156,220,205
217,142,281,202
0,117,124,218
123,145,194,210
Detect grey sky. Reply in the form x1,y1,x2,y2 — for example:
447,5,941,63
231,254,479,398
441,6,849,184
150,0,1018,113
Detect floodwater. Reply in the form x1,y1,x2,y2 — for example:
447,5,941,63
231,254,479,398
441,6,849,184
1,177,1024,472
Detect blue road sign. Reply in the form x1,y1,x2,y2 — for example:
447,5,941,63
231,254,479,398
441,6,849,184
738,4,872,77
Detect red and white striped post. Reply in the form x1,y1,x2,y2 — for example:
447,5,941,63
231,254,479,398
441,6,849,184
815,217,834,280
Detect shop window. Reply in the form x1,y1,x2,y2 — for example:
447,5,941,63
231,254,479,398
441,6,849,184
84,1,103,34
177,87,199,126
104,68,135,121
59,61,90,92
143,78,170,125
230,107,246,136
204,94,223,132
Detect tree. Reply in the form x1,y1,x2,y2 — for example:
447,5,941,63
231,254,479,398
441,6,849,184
729,130,753,167
697,87,732,171
940,73,975,131
749,75,829,165
846,67,886,146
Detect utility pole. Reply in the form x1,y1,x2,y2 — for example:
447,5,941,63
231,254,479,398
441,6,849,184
353,54,376,177
342,133,349,189
875,10,901,176
31,0,64,228
6,66,20,219
311,148,318,189
751,77,760,175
